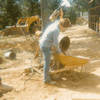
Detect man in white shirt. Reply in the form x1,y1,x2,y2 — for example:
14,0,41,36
39,18,71,84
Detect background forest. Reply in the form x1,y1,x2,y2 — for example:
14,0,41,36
0,0,91,30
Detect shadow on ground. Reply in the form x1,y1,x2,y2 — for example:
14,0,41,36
54,71,100,94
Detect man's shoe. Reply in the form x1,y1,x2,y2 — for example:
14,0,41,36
44,81,56,85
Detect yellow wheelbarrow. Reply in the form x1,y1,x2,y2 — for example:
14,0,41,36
49,53,89,80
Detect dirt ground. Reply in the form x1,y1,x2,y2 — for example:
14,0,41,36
1,24,100,100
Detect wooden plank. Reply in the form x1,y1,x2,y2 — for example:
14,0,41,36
32,67,43,75
89,22,100,25
50,66,82,74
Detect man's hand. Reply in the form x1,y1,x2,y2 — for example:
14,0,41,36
59,53,65,56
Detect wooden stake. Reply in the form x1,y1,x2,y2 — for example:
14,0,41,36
19,26,27,40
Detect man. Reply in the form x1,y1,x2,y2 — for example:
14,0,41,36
39,18,71,84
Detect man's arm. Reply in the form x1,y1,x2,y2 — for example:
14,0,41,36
53,30,62,54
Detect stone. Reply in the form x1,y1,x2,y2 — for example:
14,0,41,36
0,83,13,92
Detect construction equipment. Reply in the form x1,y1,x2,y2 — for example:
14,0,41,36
16,15,41,32
50,53,89,80
0,15,41,36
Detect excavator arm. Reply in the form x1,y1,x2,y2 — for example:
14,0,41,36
16,17,29,25
25,15,41,32
16,15,41,32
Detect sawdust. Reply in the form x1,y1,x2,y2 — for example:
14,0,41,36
1,24,100,100
0,38,39,52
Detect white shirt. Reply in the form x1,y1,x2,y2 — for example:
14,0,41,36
39,21,62,53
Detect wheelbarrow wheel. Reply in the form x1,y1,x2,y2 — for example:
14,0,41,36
50,62,63,80
50,73,62,80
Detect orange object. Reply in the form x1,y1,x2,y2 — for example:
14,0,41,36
52,53,89,67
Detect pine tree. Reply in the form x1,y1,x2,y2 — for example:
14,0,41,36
72,0,91,15
0,0,7,12
28,0,41,16
5,0,22,25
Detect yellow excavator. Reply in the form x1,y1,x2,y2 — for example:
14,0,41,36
16,15,41,31
0,15,41,36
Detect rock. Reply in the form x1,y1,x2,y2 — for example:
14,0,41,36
35,31,42,37
4,51,16,60
83,21,87,25
0,83,13,92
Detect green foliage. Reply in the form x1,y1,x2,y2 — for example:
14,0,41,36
0,0,6,12
48,0,77,24
5,0,22,24
24,0,41,16
0,0,42,30
64,8,77,24
72,0,91,13
48,0,60,14
0,15,4,30
62,0,91,24
0,0,22,29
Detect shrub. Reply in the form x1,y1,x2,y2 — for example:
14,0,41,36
64,8,77,25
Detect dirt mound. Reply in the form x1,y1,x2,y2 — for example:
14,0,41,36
0,39,39,52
